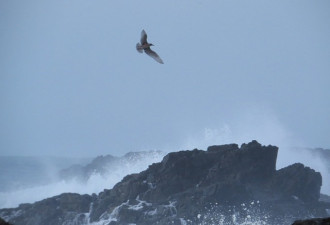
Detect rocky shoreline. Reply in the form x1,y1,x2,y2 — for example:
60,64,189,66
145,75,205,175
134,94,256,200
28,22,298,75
1,141,329,225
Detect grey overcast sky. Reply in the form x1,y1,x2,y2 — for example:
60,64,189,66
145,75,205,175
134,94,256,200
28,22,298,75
1,0,329,157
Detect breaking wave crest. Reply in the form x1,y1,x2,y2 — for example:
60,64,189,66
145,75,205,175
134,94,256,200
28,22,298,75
0,151,165,209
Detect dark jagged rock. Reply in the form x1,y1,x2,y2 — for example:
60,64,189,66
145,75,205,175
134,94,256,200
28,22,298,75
292,217,330,225
290,147,330,195
0,217,12,225
1,141,329,225
0,193,94,225
271,163,322,203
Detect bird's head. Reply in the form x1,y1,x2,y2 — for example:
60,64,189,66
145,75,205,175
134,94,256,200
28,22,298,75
149,43,154,46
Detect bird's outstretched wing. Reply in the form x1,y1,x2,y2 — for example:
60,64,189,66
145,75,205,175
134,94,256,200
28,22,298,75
144,47,164,64
136,43,143,53
140,30,148,44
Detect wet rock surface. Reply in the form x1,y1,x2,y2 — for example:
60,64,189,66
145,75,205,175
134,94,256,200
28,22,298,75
292,217,330,225
0,217,12,225
1,141,329,225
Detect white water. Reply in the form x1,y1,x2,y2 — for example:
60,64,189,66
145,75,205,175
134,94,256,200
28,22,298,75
1,109,329,210
0,152,165,208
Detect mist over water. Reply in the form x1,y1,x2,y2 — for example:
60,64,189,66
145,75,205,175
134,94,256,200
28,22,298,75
0,109,328,211
0,152,165,208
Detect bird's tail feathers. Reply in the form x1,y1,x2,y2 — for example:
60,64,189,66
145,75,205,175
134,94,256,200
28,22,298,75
136,43,143,53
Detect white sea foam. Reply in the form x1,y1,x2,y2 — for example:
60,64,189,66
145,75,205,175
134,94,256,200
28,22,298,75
194,201,280,225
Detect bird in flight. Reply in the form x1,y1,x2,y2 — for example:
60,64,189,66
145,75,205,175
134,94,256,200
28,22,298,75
136,30,164,64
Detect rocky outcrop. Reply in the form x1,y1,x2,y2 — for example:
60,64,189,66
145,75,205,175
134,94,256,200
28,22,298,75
0,193,93,225
271,163,322,203
0,217,12,225
292,147,330,194
1,141,329,225
292,217,330,225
